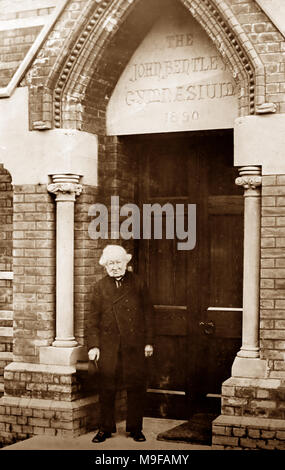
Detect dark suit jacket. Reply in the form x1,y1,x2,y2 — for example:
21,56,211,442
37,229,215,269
87,271,154,388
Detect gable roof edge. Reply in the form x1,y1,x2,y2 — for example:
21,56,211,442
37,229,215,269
255,0,285,39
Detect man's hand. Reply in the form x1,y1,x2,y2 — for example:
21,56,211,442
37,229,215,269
145,344,154,357
88,347,100,361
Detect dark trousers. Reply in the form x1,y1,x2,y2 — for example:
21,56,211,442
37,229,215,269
99,387,146,433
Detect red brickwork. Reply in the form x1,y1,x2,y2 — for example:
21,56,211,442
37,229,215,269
96,135,137,254
212,415,285,450
0,0,57,88
212,377,285,449
0,165,13,301
4,364,81,401
0,380,126,446
227,0,285,113
0,165,13,394
260,175,285,377
0,392,95,445
13,185,55,363
0,26,43,87
221,378,285,420
74,185,99,346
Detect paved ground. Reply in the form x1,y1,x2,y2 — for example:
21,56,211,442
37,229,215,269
1,417,211,451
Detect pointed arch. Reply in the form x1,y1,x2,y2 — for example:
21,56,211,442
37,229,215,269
29,0,266,131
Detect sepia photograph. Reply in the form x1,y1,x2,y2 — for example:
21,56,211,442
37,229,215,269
0,0,285,463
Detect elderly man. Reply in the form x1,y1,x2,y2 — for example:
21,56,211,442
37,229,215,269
87,244,154,443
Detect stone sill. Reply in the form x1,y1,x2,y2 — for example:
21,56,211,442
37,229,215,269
213,414,285,430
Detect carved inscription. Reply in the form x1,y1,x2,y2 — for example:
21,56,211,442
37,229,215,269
129,55,227,82
166,33,193,48
125,42,236,110
107,11,238,135
126,82,236,106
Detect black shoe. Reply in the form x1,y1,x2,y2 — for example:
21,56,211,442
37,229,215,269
92,430,111,443
130,431,146,442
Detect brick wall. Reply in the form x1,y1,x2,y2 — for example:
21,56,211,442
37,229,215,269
13,184,55,363
221,377,285,420
260,176,285,377
0,0,57,87
0,165,13,394
0,387,126,446
0,165,13,303
212,377,285,449
0,26,42,87
212,415,285,450
0,311,13,395
97,135,138,252
74,185,99,346
26,0,90,128
226,0,285,113
4,362,83,401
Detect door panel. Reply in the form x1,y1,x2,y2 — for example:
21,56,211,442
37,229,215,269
154,306,188,336
209,214,243,307
142,229,190,396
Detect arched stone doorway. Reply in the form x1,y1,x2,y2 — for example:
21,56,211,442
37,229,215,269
39,0,252,418
28,0,265,132
28,0,263,420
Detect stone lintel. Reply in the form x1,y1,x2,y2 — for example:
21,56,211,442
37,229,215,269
39,346,85,366
231,356,268,378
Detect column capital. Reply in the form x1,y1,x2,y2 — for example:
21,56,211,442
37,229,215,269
47,174,82,201
235,166,262,190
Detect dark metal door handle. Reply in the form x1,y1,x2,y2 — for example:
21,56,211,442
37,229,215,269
199,320,215,335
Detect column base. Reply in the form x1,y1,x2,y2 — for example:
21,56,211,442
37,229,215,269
40,346,86,366
237,347,260,358
232,356,268,378
52,339,78,348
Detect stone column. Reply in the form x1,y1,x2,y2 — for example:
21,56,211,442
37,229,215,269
48,174,82,347
232,166,266,377
40,174,84,365
235,166,262,358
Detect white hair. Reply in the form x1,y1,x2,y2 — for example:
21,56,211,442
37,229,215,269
99,245,132,266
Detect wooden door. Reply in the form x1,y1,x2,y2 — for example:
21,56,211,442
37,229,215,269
201,135,244,397
127,131,243,418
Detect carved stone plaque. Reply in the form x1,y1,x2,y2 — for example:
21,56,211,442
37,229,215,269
107,9,238,135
